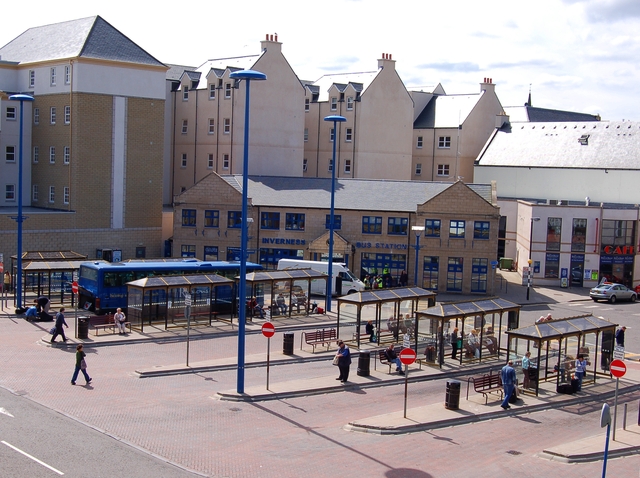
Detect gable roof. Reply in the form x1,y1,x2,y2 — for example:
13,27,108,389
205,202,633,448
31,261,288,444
414,92,483,129
312,71,378,102
503,105,600,123
0,16,164,67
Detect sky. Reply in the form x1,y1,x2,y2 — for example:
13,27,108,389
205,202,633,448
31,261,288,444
2,0,640,121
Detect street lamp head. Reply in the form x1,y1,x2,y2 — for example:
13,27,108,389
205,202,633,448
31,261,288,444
324,115,347,123
229,70,267,81
8,94,34,102
411,225,425,237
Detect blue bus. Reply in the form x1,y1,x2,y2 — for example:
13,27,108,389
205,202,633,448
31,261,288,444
78,259,262,314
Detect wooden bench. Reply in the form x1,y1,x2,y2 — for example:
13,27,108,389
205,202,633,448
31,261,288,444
90,315,131,335
466,373,503,404
300,328,337,352
378,347,403,373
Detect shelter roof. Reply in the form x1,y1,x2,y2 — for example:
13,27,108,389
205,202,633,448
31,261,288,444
14,251,87,261
506,314,617,340
22,260,89,271
243,269,327,282
338,287,435,305
126,274,233,289
416,297,520,318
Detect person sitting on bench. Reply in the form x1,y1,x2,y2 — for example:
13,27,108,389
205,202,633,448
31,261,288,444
248,297,265,319
385,344,404,375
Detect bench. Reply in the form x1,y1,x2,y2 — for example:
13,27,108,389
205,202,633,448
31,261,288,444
300,328,337,352
90,315,131,335
466,373,504,404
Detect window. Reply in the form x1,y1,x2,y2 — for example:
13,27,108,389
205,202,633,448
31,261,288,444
63,186,70,205
65,65,71,84
571,219,587,252
261,212,280,230
330,128,335,142
181,209,196,227
228,211,242,228
438,136,451,148
64,105,71,124
208,119,215,134
388,217,408,235
204,246,218,261
208,154,214,169
33,146,39,163
330,97,337,111
50,67,56,86
182,86,188,101
417,136,423,148
222,154,229,169
347,96,354,111
415,163,422,175
286,213,305,231
179,153,187,168
6,106,16,120
437,164,450,176
304,128,308,142
325,214,342,230
425,219,441,237
32,184,38,202
50,107,56,124
302,158,308,172
181,120,188,134
545,253,560,278
181,245,196,258
601,219,635,246
64,146,70,164
449,220,465,238
328,159,333,172
305,98,310,111
224,118,230,134
546,217,562,251
5,146,15,162
49,146,56,163
473,221,490,239
29,70,35,88
447,257,463,291
225,83,231,98
422,256,439,290
136,246,146,259
344,159,351,174
209,84,216,99
49,186,55,203
5,184,15,201
33,108,39,125
362,216,382,234
204,210,219,228
471,258,488,292
345,128,352,142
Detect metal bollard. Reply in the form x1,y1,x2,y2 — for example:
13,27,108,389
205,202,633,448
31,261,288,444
623,403,627,430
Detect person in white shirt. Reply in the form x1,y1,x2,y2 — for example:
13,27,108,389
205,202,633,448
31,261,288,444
114,307,127,335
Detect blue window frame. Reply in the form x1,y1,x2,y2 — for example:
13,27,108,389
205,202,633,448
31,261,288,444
449,220,465,238
471,258,488,292
425,219,441,237
228,211,242,228
447,257,463,291
422,256,439,290
362,216,382,234
325,214,342,230
261,212,280,230
285,213,305,231
182,209,196,227
474,221,490,239
204,210,219,228
204,246,218,261
181,244,196,257
361,253,407,285
388,217,408,235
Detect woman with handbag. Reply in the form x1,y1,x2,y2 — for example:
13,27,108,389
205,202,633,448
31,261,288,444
71,344,92,386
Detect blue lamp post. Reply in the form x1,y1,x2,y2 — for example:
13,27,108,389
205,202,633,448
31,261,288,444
228,69,266,394
411,225,424,287
323,115,346,312
8,94,34,313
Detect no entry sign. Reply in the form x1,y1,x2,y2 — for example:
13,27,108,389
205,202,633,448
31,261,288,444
610,359,626,378
261,322,275,338
71,281,78,294
399,348,417,365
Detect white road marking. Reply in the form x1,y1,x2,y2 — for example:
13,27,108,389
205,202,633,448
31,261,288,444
0,408,14,417
1,440,64,475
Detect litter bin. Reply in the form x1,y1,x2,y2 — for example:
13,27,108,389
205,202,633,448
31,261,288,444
283,332,294,355
528,366,539,387
77,316,89,339
357,351,370,377
499,258,513,270
445,380,461,410
425,345,436,362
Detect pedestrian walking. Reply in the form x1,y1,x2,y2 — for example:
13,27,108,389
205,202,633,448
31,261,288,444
500,360,517,409
615,326,626,347
50,307,68,343
334,340,351,383
3,271,10,292
71,344,92,385
114,307,127,335
574,354,587,391
451,327,459,359
522,351,532,389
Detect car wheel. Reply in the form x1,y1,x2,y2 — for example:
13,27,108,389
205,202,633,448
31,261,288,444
609,295,617,304
592,298,598,302
631,294,637,303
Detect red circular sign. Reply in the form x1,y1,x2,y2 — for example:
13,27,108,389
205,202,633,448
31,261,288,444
399,348,417,365
71,281,78,294
610,359,626,378
261,322,275,338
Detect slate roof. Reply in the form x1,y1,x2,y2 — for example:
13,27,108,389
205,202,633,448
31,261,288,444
218,176,493,212
312,71,378,102
0,16,164,67
476,121,640,170
503,105,600,123
414,93,483,129
192,55,262,88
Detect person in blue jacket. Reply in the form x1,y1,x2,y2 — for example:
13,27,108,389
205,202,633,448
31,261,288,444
25,306,39,321
335,341,352,383
500,360,517,409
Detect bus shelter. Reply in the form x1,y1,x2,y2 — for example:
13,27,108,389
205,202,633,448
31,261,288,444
242,268,327,319
505,314,618,397
126,274,234,331
415,298,521,368
336,287,437,350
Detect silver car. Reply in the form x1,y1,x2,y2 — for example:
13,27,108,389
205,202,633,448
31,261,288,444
590,283,637,303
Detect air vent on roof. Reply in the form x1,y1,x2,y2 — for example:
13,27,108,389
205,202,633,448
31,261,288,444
578,134,589,145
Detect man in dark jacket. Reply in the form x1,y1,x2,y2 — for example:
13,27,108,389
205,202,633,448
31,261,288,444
500,360,517,409
615,326,626,347
385,344,405,375
51,308,68,343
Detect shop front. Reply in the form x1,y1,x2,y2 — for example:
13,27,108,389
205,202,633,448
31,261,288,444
599,245,634,287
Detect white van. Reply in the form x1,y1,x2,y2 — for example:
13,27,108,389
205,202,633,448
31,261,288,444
277,259,365,296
